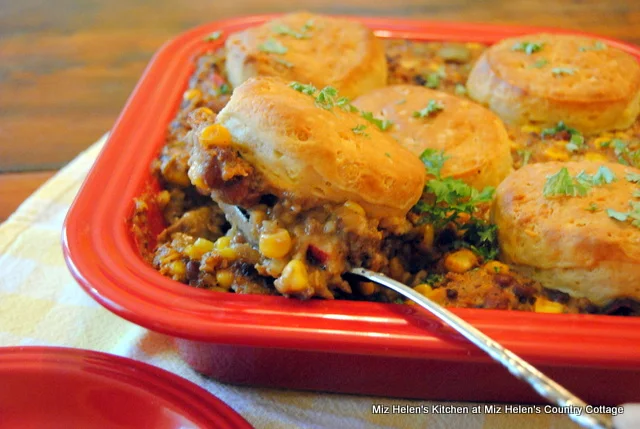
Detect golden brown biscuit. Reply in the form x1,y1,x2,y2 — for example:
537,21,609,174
195,77,425,220
467,33,640,134
353,85,513,190
225,12,387,99
492,161,640,305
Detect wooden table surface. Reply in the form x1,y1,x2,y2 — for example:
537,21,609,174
1,0,639,221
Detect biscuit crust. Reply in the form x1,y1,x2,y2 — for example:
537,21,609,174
493,161,640,304
225,12,387,99
353,85,513,189
214,77,426,219
467,34,640,134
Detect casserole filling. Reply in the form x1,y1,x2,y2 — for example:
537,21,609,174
136,39,640,315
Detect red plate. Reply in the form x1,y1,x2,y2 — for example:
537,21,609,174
63,15,640,405
0,347,252,429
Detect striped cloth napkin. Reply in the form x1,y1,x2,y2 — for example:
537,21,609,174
0,134,580,429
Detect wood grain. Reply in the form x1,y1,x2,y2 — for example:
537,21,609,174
0,0,639,218
0,171,56,222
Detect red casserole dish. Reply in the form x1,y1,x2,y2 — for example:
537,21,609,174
63,15,640,405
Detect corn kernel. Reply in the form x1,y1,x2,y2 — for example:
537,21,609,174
183,88,202,101
422,224,435,249
214,236,232,250
414,284,433,295
593,136,611,148
584,152,608,162
156,190,170,207
216,269,234,289
169,260,186,279
259,228,292,259
343,200,366,216
543,146,570,161
199,124,232,148
444,249,479,273
184,238,215,260
196,107,214,116
279,260,310,293
520,124,540,134
484,261,509,274
534,297,565,314
216,247,237,260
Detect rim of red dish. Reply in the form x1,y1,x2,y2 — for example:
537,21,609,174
0,347,252,428
63,15,640,368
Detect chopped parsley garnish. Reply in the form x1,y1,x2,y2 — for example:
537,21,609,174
454,84,467,96
543,165,617,198
528,58,548,68
603,139,640,168
512,41,544,55
272,22,313,39
579,41,607,52
352,124,368,136
517,149,532,166
541,121,585,152
543,167,592,197
413,149,498,260
218,83,231,95
385,152,391,158
425,73,441,89
314,86,339,110
586,203,600,212
258,38,288,54
590,165,617,185
412,100,444,119
361,111,393,131
274,58,294,68
289,82,316,95
627,172,640,183
606,202,640,228
204,31,223,41
552,67,577,76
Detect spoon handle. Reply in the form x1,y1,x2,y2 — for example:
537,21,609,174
350,268,613,429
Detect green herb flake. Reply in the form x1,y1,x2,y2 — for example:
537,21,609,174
552,67,577,76
606,208,629,222
634,189,640,198
627,172,640,183
541,121,585,152
528,58,549,68
412,100,444,119
543,167,592,197
420,149,449,178
579,41,607,52
258,38,288,54
314,86,339,110
385,152,392,158
272,23,312,39
454,84,467,96
512,41,544,55
586,203,600,212
352,124,368,136
289,82,316,95
274,58,294,68
361,111,393,131
591,165,617,185
517,149,532,166
425,73,441,89
204,31,223,42
396,99,407,105
218,83,231,95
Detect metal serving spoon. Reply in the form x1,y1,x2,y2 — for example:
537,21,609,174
222,204,613,429
349,267,613,429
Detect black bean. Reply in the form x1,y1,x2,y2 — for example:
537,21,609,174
446,289,458,300
186,260,200,281
493,274,513,288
